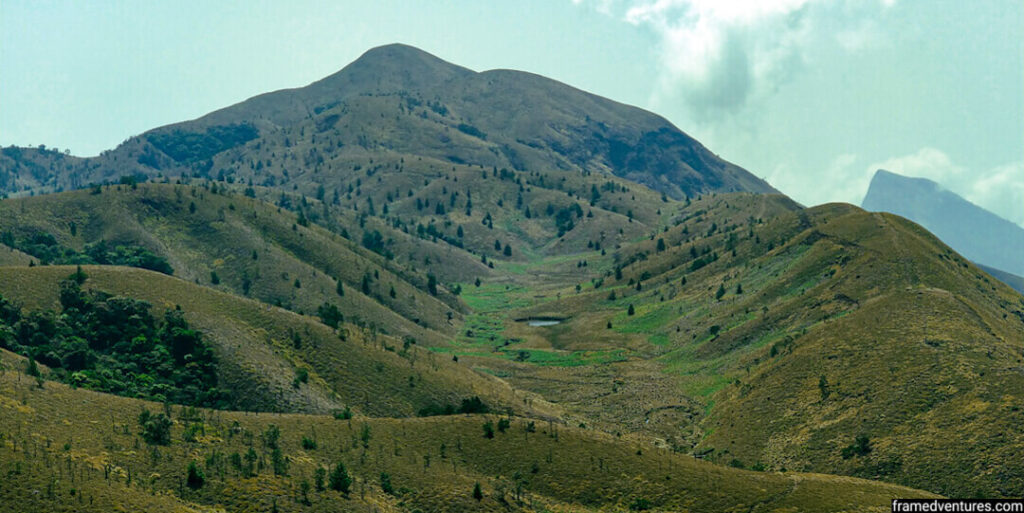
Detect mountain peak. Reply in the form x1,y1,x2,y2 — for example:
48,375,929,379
325,42,474,89
863,168,1024,277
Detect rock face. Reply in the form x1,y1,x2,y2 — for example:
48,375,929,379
862,169,1024,278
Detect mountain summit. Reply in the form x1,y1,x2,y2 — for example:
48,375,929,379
1,43,776,199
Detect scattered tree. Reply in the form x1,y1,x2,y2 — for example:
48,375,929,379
186,460,205,489
329,462,352,494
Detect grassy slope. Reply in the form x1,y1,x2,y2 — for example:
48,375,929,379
0,266,556,420
0,184,463,345
0,367,935,513
449,194,1024,497
0,243,32,266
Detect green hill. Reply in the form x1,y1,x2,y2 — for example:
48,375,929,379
0,265,553,420
0,184,470,346
441,193,1024,497
0,44,774,263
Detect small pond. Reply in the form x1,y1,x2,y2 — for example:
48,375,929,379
516,317,566,327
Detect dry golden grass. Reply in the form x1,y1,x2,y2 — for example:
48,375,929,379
445,194,1024,497
0,366,936,512
0,265,558,421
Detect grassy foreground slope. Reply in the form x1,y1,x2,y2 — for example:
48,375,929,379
0,266,554,419
0,365,935,513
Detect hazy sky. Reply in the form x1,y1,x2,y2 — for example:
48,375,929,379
2,0,1021,225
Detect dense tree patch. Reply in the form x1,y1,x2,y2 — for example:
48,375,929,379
0,271,223,407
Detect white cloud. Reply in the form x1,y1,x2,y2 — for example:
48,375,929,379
867,147,1024,228
573,0,896,121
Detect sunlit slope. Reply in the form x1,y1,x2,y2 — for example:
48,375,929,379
0,266,555,419
494,194,1024,497
0,368,936,513
0,184,463,345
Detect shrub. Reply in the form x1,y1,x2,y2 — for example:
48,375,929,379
186,461,205,489
380,472,394,495
841,435,872,459
329,462,352,494
629,497,651,511
293,367,309,388
138,409,172,446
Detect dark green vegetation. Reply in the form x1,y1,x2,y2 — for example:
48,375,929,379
0,230,172,273
0,272,221,406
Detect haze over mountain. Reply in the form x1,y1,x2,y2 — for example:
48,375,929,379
862,169,1024,278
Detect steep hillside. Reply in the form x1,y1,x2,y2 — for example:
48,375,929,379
0,184,467,345
0,44,776,262
862,169,1024,277
0,266,554,420
0,365,936,512
445,193,1024,497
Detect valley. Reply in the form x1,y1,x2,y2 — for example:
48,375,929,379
1,42,1022,511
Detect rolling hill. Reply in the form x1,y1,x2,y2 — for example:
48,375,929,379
0,362,936,512
441,193,1024,498
0,265,554,420
0,183,471,346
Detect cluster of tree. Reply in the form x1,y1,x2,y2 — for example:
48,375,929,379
417,396,490,417
145,123,258,164
0,231,172,274
0,270,224,407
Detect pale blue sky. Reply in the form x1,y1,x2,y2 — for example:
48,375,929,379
2,1,1021,224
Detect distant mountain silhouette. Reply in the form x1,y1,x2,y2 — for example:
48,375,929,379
862,169,1024,279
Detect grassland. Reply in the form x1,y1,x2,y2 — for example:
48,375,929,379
0,362,936,512
433,194,1024,497
0,266,557,421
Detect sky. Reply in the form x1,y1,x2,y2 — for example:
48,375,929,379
2,0,1022,226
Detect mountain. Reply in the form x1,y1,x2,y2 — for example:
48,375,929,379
4,42,1024,507
977,263,1024,295
0,43,775,203
862,169,1024,278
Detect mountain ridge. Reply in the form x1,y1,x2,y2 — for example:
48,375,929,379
862,169,1024,278
0,42,777,202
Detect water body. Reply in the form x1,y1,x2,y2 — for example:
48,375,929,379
527,319,561,327
517,317,565,327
